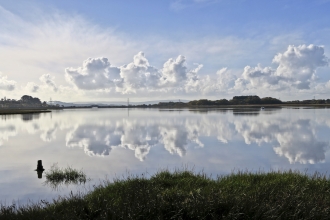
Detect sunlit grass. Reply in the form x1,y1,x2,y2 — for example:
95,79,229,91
44,163,88,189
2,169,330,219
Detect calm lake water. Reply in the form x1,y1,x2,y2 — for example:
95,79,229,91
1,107,330,204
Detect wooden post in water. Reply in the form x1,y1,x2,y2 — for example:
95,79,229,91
35,160,45,179
37,160,44,171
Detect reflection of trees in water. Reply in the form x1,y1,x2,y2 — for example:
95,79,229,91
186,107,281,116
232,108,281,116
21,113,40,121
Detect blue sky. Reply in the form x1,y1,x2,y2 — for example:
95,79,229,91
0,0,330,102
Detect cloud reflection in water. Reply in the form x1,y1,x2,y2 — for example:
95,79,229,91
0,109,329,164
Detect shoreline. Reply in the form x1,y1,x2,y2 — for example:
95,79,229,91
1,104,329,114
0,109,52,115
62,104,330,109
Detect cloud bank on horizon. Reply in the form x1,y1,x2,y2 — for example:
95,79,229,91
2,44,329,101
64,44,329,97
0,1,330,101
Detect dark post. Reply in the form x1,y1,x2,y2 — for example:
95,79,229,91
35,160,45,179
37,160,44,170
37,170,43,179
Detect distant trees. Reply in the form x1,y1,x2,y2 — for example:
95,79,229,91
230,96,261,105
0,95,46,109
260,97,282,104
187,96,283,106
156,102,186,107
287,99,328,104
20,95,42,106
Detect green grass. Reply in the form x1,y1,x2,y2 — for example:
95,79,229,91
2,169,330,219
44,163,88,189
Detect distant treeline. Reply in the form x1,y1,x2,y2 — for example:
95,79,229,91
152,96,330,107
154,96,281,107
0,95,59,109
2,95,330,109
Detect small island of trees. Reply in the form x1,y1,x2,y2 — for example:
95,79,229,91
0,95,59,109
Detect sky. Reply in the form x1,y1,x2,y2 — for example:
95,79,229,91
0,0,330,102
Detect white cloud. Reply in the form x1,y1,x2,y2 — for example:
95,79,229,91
273,44,328,89
25,82,39,93
201,67,237,94
160,55,190,87
65,52,203,95
117,52,160,94
65,57,120,90
39,74,58,92
0,73,16,91
235,44,329,92
62,44,329,98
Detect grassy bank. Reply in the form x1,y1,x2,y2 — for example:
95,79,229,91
2,170,330,219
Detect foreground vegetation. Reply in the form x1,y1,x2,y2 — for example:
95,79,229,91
2,170,330,219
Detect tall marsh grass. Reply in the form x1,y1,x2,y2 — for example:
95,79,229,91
2,169,330,219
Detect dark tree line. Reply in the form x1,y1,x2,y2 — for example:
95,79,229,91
0,95,49,108
187,96,282,106
286,99,330,104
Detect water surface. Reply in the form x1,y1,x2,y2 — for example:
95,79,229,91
1,107,330,204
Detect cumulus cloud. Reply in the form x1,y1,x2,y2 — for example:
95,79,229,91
160,55,188,86
0,73,16,91
274,45,328,77
235,44,329,91
197,67,237,94
65,57,121,90
39,74,58,92
236,65,285,91
63,44,328,98
25,82,39,93
65,52,202,95
116,52,160,94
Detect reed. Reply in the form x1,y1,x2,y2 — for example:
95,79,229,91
44,163,88,189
